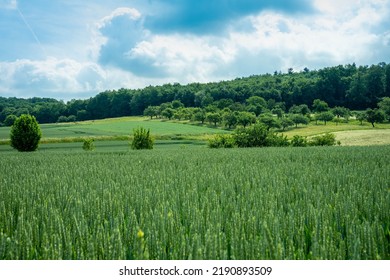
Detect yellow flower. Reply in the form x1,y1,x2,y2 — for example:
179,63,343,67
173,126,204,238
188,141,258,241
137,229,144,239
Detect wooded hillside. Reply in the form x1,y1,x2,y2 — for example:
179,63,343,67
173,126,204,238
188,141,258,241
1,62,389,124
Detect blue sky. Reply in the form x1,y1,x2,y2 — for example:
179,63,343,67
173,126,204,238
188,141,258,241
0,0,389,100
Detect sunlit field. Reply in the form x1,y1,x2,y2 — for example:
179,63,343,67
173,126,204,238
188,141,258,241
0,117,226,142
334,129,390,146
1,146,389,260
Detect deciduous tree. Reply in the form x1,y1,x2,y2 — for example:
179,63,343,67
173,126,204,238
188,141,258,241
10,114,42,152
365,109,385,127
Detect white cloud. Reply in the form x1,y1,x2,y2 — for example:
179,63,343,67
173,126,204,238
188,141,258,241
0,58,107,99
93,1,390,87
98,7,142,29
126,34,232,81
96,7,151,71
2,1,390,100
227,10,381,70
0,56,172,100
232,0,390,73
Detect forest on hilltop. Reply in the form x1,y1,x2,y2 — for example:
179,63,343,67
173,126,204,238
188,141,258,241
1,62,390,125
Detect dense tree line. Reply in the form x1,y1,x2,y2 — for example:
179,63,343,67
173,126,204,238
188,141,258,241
1,62,390,126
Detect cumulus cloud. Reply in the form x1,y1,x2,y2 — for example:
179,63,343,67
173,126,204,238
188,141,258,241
0,58,107,99
125,35,233,81
96,7,230,79
2,1,390,100
97,7,150,72
94,1,390,85
98,7,141,28
0,56,170,100
222,1,390,74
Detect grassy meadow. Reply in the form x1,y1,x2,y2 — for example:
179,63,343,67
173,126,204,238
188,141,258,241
1,116,390,146
0,117,226,143
0,117,390,260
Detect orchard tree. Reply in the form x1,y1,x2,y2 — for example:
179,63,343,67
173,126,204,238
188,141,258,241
176,108,192,120
193,110,206,124
355,112,366,125
258,114,281,131
332,106,350,120
10,114,42,152
223,111,238,129
365,108,385,127
237,111,256,128
333,117,342,126
161,108,175,120
378,97,390,120
289,104,310,115
144,106,160,119
290,114,309,128
206,112,222,126
315,111,335,125
280,118,294,131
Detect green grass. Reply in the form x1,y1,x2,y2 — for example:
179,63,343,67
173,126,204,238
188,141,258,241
280,121,390,146
282,120,390,137
0,146,389,260
0,140,208,153
1,117,389,147
0,117,226,142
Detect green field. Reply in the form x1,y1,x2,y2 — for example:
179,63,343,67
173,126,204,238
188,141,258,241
282,120,390,137
1,117,390,148
287,122,390,146
0,117,226,142
0,146,389,260
0,140,207,153
1,117,389,260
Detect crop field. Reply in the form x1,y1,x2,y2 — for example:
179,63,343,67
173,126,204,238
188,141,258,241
0,146,389,260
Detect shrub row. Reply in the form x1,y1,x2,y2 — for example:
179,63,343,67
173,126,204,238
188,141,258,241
208,124,337,148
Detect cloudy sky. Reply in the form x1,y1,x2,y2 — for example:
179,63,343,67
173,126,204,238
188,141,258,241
0,0,389,100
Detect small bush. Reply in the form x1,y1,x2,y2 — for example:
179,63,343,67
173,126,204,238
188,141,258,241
10,114,42,152
82,138,95,151
131,127,154,150
208,127,338,149
208,134,236,148
233,124,269,148
290,135,308,147
309,133,337,146
267,133,289,147
232,124,288,148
